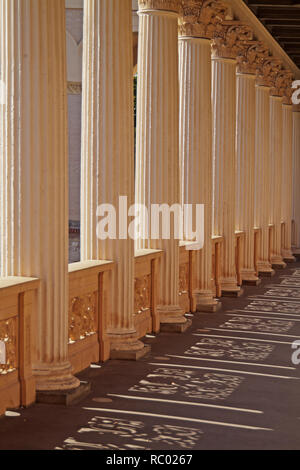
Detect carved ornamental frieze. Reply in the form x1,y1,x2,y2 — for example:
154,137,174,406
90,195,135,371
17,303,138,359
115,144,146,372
0,318,17,374
236,41,269,75
69,293,97,343
134,275,151,314
67,82,82,95
178,0,227,39
212,21,253,60
138,0,180,13
179,263,189,294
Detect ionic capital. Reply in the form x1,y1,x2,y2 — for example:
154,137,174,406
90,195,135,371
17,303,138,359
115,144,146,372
138,0,180,13
178,0,227,39
212,21,253,60
237,41,269,75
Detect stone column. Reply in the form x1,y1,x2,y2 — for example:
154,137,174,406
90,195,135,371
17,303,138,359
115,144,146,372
293,104,300,253
236,42,268,286
136,0,188,331
81,0,147,358
254,58,275,276
212,21,252,296
0,0,79,391
269,68,287,269
281,72,296,262
178,0,226,312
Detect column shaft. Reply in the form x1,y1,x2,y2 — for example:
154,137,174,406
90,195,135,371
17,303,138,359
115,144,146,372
179,37,218,312
293,107,300,251
81,0,144,354
270,96,286,268
282,104,295,261
236,73,260,284
212,57,240,294
0,0,79,390
255,85,274,275
136,3,186,325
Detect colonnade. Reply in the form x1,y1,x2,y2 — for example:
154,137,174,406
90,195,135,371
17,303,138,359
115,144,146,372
0,0,299,395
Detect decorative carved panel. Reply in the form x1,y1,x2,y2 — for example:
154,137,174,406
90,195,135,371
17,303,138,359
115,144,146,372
67,81,82,95
134,275,151,314
69,293,97,343
0,317,17,374
179,262,189,294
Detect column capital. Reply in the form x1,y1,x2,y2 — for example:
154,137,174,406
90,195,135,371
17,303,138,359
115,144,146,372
212,21,253,60
269,62,288,98
256,57,276,87
178,0,227,39
281,69,294,106
138,0,180,13
237,41,269,76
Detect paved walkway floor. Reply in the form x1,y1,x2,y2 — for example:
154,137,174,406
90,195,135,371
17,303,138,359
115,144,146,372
1,263,300,450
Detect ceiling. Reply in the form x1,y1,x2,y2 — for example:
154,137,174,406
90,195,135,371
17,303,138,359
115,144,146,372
244,0,300,68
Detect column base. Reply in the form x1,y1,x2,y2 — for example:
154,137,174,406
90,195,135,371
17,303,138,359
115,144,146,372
36,381,91,406
110,344,151,361
108,331,150,361
282,250,296,263
221,278,242,297
257,261,275,277
195,291,222,313
33,361,80,392
271,255,287,270
240,269,261,286
160,319,192,333
158,305,190,333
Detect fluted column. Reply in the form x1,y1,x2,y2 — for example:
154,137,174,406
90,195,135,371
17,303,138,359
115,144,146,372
281,73,296,262
81,0,146,356
136,0,187,328
269,68,287,269
236,42,267,286
178,0,226,312
293,104,300,252
0,0,79,391
212,21,252,296
254,58,275,276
